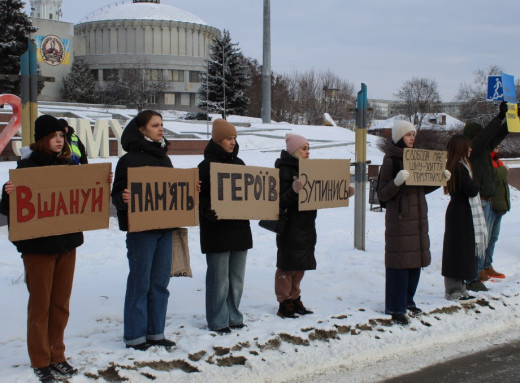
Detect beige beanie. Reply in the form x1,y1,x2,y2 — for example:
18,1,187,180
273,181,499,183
392,120,416,144
212,119,237,143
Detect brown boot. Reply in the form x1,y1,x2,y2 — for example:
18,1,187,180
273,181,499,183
293,296,313,315
277,299,297,318
485,266,505,279
479,270,489,282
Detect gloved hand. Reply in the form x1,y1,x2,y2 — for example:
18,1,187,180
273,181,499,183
203,207,218,222
444,169,451,182
292,176,303,193
518,103,520,118
394,170,410,186
497,100,508,120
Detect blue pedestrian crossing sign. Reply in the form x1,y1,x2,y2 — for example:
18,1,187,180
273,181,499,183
487,73,516,102
487,76,503,101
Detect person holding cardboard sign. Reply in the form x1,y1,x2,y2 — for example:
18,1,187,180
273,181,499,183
0,115,83,382
273,133,355,318
377,120,447,326
198,119,252,334
112,110,176,351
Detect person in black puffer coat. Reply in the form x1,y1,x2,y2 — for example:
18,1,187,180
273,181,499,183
198,119,252,333
0,115,83,381
274,133,354,318
112,110,176,351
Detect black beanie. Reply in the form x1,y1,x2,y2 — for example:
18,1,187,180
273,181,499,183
34,115,66,142
463,122,483,139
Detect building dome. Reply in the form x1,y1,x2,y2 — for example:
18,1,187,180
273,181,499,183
81,1,207,25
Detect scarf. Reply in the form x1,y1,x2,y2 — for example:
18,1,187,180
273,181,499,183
144,135,167,148
462,162,488,260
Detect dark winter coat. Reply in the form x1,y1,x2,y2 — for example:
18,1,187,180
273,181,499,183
111,118,173,231
376,144,437,269
0,151,84,254
465,117,508,199
442,162,479,280
198,139,253,254
275,150,317,271
491,152,510,215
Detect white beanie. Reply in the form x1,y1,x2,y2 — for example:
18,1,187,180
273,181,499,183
285,133,309,155
392,120,416,144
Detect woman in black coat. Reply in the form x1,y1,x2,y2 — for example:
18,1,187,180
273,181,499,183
0,115,83,382
274,133,355,318
442,134,480,302
112,110,176,351
198,119,252,333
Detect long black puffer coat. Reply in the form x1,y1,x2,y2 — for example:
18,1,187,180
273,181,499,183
111,118,173,231
442,162,479,280
0,151,84,254
198,139,252,254
275,150,317,271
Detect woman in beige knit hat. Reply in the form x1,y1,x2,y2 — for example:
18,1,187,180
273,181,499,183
197,119,253,334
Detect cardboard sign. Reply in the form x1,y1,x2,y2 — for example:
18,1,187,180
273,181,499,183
127,167,199,232
403,148,447,186
298,159,351,211
506,103,520,133
210,163,279,220
8,163,111,241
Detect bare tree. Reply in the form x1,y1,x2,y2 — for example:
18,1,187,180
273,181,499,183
456,65,504,125
103,63,166,112
394,77,441,130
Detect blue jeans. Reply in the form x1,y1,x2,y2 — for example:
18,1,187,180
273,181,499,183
479,200,501,271
205,250,248,331
385,268,421,315
124,231,172,345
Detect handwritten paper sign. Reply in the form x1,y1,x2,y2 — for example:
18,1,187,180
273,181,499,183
403,148,447,186
210,163,279,220
127,167,199,232
298,159,351,211
8,163,111,241
506,103,520,133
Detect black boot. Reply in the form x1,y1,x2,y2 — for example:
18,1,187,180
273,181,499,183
293,296,313,315
277,299,297,318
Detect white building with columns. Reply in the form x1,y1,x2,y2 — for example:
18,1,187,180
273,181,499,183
30,0,220,111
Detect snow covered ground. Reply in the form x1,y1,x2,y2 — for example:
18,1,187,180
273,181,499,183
1,114,520,382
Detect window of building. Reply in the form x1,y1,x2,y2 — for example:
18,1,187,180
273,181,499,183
90,69,98,80
180,93,190,106
149,94,156,105
189,71,201,83
167,70,184,82
145,69,161,81
164,93,176,105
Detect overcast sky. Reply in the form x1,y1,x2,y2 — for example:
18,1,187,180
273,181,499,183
24,0,520,101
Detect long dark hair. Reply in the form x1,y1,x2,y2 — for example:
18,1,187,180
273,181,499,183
444,134,471,194
135,110,162,129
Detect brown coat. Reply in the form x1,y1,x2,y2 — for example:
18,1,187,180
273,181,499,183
377,144,437,269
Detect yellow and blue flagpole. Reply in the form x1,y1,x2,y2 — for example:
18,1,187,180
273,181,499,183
354,83,367,250
20,40,38,146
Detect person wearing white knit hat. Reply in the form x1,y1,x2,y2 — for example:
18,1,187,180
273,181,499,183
376,119,449,326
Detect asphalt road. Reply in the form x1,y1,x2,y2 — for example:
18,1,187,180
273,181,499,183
384,339,520,383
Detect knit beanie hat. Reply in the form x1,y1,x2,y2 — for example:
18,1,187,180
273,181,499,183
34,115,66,142
212,118,237,143
463,122,483,139
392,120,416,144
285,133,309,155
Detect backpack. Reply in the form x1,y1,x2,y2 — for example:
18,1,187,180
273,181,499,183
376,156,402,209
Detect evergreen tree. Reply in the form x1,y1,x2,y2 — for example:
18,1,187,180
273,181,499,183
0,0,38,95
198,30,250,119
60,59,99,103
